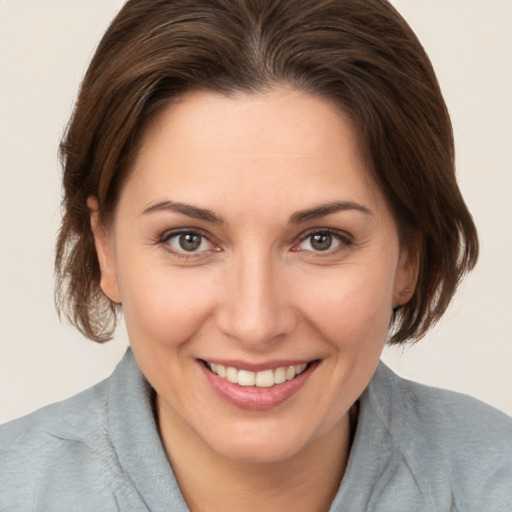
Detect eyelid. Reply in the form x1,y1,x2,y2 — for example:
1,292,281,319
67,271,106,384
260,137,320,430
157,228,219,257
154,226,353,259
292,228,353,254
159,227,209,242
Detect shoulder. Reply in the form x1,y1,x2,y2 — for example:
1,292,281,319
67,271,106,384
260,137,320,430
0,375,109,448
0,374,119,509
368,363,512,510
389,366,512,455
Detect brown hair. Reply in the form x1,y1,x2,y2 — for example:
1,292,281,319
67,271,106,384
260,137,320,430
56,0,478,343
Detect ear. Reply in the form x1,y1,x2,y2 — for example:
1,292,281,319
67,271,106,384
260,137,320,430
87,196,122,304
392,238,419,308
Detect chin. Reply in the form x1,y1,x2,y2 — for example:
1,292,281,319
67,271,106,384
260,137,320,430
209,434,308,464
194,415,331,465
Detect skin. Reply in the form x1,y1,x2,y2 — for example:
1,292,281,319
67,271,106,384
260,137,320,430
90,88,417,511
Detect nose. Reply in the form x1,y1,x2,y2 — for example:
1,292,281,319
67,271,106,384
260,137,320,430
216,248,297,349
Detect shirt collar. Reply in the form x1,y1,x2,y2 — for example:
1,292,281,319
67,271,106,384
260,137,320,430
107,348,189,511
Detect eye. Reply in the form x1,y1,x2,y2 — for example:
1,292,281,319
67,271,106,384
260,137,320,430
306,233,336,251
296,230,347,253
164,231,213,254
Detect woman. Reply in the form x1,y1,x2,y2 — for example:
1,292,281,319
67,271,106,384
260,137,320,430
1,0,510,510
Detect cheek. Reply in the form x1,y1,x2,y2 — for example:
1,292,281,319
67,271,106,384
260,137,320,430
117,261,218,348
294,261,396,348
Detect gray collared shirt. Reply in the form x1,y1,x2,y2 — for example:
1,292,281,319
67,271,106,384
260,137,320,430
1,349,511,511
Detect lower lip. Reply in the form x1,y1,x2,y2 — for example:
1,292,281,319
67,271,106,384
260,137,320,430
199,361,318,411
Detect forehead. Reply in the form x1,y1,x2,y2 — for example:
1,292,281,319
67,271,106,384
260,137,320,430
122,88,385,219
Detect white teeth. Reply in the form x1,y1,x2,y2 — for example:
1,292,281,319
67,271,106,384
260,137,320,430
255,369,274,388
226,366,238,384
238,370,255,387
296,363,307,374
274,367,286,384
206,361,309,388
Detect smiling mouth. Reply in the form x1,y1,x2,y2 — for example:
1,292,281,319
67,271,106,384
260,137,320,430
203,360,316,388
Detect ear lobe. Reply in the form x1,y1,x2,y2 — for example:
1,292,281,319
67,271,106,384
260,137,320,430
393,240,419,308
87,196,121,304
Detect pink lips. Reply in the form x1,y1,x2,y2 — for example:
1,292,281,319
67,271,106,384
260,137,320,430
199,360,318,411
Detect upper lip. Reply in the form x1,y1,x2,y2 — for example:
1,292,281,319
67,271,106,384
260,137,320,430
199,358,318,372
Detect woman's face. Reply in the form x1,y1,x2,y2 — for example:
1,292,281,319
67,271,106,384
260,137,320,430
93,88,415,463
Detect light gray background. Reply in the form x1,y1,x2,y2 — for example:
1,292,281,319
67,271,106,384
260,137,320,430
1,0,511,424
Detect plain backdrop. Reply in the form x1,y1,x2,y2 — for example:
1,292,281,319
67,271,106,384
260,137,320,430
1,0,511,424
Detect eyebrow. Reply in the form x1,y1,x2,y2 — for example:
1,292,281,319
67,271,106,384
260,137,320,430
141,199,372,225
289,201,373,224
141,200,225,224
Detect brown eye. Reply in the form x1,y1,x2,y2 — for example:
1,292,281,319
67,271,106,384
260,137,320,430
310,233,333,251
164,231,212,253
296,230,345,253
179,233,202,251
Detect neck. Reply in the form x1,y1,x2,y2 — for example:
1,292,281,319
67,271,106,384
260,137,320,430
156,398,355,512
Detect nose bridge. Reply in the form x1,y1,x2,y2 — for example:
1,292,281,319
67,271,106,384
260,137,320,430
217,244,295,347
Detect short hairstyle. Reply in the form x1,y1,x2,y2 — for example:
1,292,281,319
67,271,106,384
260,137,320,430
56,0,478,343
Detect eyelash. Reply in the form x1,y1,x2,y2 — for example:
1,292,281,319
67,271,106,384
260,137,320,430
154,228,215,260
155,227,353,260
294,228,353,256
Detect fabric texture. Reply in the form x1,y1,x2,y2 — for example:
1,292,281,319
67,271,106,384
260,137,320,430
1,349,511,511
